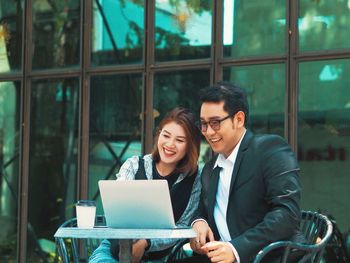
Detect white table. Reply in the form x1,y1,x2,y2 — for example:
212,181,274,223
54,226,196,263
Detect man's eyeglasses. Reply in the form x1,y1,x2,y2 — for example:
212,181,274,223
200,115,232,132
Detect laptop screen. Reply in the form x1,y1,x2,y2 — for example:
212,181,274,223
99,180,176,229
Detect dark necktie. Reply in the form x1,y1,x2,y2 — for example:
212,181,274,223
208,166,222,211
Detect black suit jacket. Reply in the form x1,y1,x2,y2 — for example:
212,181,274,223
195,130,302,262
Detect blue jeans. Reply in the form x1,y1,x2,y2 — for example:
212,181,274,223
89,239,165,263
89,239,117,263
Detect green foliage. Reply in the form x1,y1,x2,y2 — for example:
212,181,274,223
168,0,211,14
122,0,211,14
0,234,16,262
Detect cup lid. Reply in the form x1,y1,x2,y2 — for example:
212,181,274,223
76,200,96,207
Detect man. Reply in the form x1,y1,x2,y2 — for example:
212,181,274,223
180,82,301,263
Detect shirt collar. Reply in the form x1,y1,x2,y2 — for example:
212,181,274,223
213,129,246,169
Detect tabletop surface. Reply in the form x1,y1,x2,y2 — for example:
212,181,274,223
54,226,196,239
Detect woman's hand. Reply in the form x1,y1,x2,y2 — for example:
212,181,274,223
131,239,148,263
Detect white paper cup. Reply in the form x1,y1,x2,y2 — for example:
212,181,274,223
76,200,96,228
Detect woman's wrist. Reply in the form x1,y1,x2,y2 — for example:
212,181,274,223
137,239,150,250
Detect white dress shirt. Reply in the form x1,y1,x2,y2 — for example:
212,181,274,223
213,130,246,262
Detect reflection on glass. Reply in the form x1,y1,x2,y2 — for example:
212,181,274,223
299,0,350,52
32,0,80,69
27,78,79,261
0,1,23,72
154,69,210,165
223,0,285,58
91,0,144,66
155,0,212,61
298,59,350,231
223,64,285,136
0,81,20,262
89,74,142,211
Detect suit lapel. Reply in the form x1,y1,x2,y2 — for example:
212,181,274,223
229,130,253,195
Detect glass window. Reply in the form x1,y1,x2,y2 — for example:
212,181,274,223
223,0,286,58
91,0,144,66
0,81,20,262
154,69,210,123
299,0,350,52
0,1,23,73
298,59,350,231
154,69,211,165
27,78,79,261
89,74,142,212
32,0,81,69
223,64,285,136
155,0,212,62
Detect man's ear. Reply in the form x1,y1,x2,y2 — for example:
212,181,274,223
235,111,245,127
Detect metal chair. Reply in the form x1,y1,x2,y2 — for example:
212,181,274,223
319,211,350,263
55,215,106,263
165,239,192,262
253,210,333,263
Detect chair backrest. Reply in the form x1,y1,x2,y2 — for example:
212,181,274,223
55,215,106,263
318,212,350,262
253,210,333,263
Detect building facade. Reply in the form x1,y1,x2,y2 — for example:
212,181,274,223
0,0,349,262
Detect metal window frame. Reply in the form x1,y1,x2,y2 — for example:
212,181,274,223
0,0,349,261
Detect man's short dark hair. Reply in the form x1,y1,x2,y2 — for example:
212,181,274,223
199,81,249,127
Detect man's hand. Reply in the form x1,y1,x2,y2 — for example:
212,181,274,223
131,239,147,263
202,241,236,263
190,220,215,254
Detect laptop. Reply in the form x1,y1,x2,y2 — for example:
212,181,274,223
98,180,176,229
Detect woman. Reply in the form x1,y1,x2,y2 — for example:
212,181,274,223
89,107,202,263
